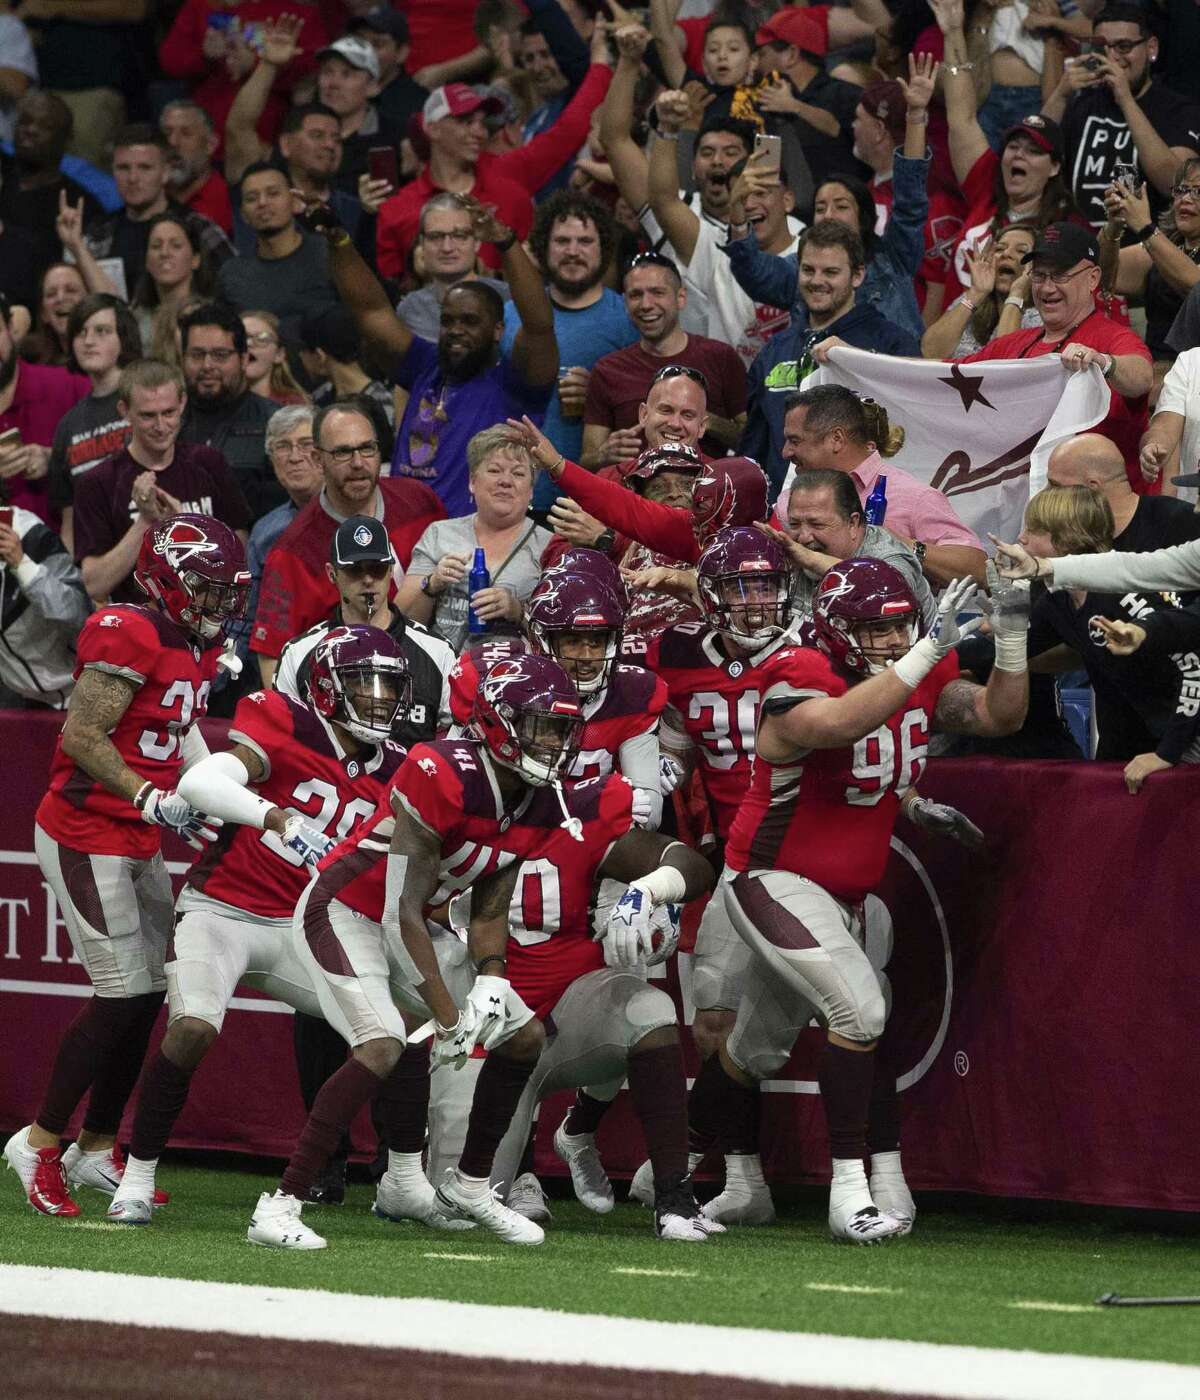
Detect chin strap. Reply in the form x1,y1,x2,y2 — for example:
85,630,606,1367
552,779,585,842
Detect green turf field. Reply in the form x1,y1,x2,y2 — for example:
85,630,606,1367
3,1162,1200,1366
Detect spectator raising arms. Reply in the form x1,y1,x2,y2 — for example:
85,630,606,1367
921,224,1040,358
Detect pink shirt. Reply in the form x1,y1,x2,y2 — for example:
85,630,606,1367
850,451,982,550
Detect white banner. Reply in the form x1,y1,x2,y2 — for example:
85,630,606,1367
778,348,1111,544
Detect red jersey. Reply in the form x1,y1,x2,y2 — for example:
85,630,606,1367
449,640,665,784
725,647,960,903
186,690,407,919
635,621,792,843
37,605,219,859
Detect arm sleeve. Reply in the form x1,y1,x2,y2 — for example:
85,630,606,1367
494,63,613,194
1051,541,1200,595
557,460,699,562
617,727,663,830
207,450,253,532
1131,602,1200,655
724,229,798,311
1154,662,1200,764
880,151,931,278
739,355,772,475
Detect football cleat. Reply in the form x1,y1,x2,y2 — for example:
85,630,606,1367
829,1199,907,1246
869,1153,916,1236
627,1157,655,1207
701,1155,776,1227
247,1190,327,1249
553,1122,614,1214
373,1173,475,1231
106,1196,152,1226
300,1156,347,1207
654,1172,724,1243
506,1171,553,1223
62,1142,169,1206
435,1170,544,1246
4,1126,81,1218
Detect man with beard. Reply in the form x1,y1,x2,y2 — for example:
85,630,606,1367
501,191,636,510
215,164,339,343
159,101,232,235
304,191,557,517
176,301,279,520
582,255,747,470
743,222,919,492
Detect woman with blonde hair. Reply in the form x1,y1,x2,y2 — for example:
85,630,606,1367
1019,483,1200,790
241,311,309,406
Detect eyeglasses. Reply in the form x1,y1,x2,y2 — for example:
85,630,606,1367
245,331,279,346
270,438,314,459
320,440,381,464
422,229,474,244
1172,183,1200,200
184,347,238,364
1092,38,1147,55
651,364,709,392
1029,265,1093,287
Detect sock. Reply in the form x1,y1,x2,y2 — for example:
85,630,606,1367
818,1042,877,1160
866,1049,901,1155
37,995,156,1136
385,1150,428,1189
515,1122,538,1178
687,1053,758,1155
292,1010,353,1163
82,992,165,1136
627,1043,689,1184
280,1058,382,1200
457,1054,536,1180
129,1050,195,1162
564,1091,612,1138
829,1155,873,1215
116,1152,158,1200
724,1152,766,1186
373,1043,431,1154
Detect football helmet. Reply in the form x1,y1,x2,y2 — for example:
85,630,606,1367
812,558,922,676
696,526,792,649
308,624,412,744
692,457,769,542
547,547,629,608
134,513,250,644
526,571,625,696
470,653,585,786
624,442,703,493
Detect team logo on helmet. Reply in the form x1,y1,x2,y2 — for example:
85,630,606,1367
155,518,220,569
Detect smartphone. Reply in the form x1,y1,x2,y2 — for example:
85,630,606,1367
0,507,12,529
0,427,22,451
367,146,398,188
752,132,783,178
1113,161,1139,193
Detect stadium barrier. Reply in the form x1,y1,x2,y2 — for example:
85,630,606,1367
2,711,1196,1211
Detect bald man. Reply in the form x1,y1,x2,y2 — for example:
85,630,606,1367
1044,434,1200,554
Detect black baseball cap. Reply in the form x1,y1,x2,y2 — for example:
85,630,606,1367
1022,222,1100,270
1001,112,1063,161
348,7,410,44
331,515,393,566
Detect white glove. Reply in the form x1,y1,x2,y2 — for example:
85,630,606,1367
631,786,655,828
279,814,335,867
906,796,984,851
659,754,685,794
892,577,984,689
431,1004,482,1071
603,883,657,967
465,974,511,1050
642,902,681,966
138,787,222,851
979,560,1031,672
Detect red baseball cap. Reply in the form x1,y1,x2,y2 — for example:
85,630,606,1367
421,83,503,127
754,9,828,58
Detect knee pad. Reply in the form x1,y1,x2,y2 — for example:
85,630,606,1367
726,1020,790,1083
828,989,887,1044
623,985,677,1046
166,959,230,1033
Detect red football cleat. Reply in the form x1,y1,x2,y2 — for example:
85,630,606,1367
4,1127,81,1218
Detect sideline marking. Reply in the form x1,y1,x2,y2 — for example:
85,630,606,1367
421,1253,498,1264
1008,1301,1094,1315
806,1283,899,1296
611,1267,700,1279
1,1265,1197,1400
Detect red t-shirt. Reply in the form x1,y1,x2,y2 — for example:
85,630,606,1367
185,169,234,236
37,606,219,859
584,337,748,461
0,361,89,522
725,646,959,903
962,311,1155,493
250,480,445,660
399,0,480,74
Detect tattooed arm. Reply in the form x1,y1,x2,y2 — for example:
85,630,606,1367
466,861,521,975
60,668,145,804
933,671,1028,739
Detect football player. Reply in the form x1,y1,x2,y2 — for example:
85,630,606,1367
105,626,412,1225
5,515,247,1217
695,558,1030,1243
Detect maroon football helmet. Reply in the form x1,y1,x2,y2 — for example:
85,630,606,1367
526,571,625,696
471,653,584,786
692,457,769,542
548,547,629,608
812,558,922,676
625,442,703,493
308,624,411,743
134,513,249,644
696,526,792,649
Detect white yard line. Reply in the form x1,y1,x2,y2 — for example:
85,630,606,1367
1008,1302,1096,1315
0,1265,1196,1400
806,1282,899,1296
421,1253,498,1263
610,1267,700,1279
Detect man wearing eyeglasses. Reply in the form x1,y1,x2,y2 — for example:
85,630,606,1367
958,222,1154,491
1043,3,1200,228
251,401,444,688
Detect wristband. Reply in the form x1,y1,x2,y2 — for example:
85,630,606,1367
991,629,1028,673
328,230,351,248
474,954,508,974
1004,295,1025,310
656,129,682,141
960,296,978,312
133,780,153,812
946,61,975,76
1102,353,1116,380
891,635,940,690
630,864,688,907
906,110,929,123
1133,223,1156,244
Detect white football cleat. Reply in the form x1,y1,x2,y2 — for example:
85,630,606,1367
627,1157,655,1206
373,1173,475,1231
435,1170,544,1246
701,1154,776,1226
62,1142,169,1206
870,1152,916,1236
654,1172,724,1243
553,1122,613,1214
829,1199,907,1246
506,1171,553,1223
247,1190,327,1250
106,1196,152,1226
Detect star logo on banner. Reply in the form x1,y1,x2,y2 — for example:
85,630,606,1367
938,364,996,413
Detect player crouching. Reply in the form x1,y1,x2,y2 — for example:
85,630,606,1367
690,559,1030,1244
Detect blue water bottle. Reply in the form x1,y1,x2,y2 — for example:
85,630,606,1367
864,475,888,526
467,547,490,635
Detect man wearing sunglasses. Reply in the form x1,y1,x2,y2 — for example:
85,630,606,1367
1043,3,1200,228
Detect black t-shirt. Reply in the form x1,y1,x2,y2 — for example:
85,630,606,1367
178,392,280,521
950,631,1082,759
1115,494,1200,554
1062,81,1200,228
376,73,428,132
778,69,865,192
47,391,130,512
0,158,102,282
214,234,339,343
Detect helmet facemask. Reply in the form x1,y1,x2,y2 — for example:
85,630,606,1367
701,568,791,649
333,660,411,743
537,625,619,696
179,570,249,643
847,612,920,675
503,707,585,786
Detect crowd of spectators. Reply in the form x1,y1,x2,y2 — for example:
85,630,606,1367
2,0,1200,790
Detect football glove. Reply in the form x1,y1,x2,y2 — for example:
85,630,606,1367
279,814,335,867
906,796,984,851
659,754,686,795
979,560,1031,672
602,884,663,967
431,1005,482,1071
930,575,986,656
630,786,655,828
137,787,221,851
465,975,512,1051
642,902,681,967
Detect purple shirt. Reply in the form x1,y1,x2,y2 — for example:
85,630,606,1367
73,442,251,602
389,336,552,516
0,361,89,523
